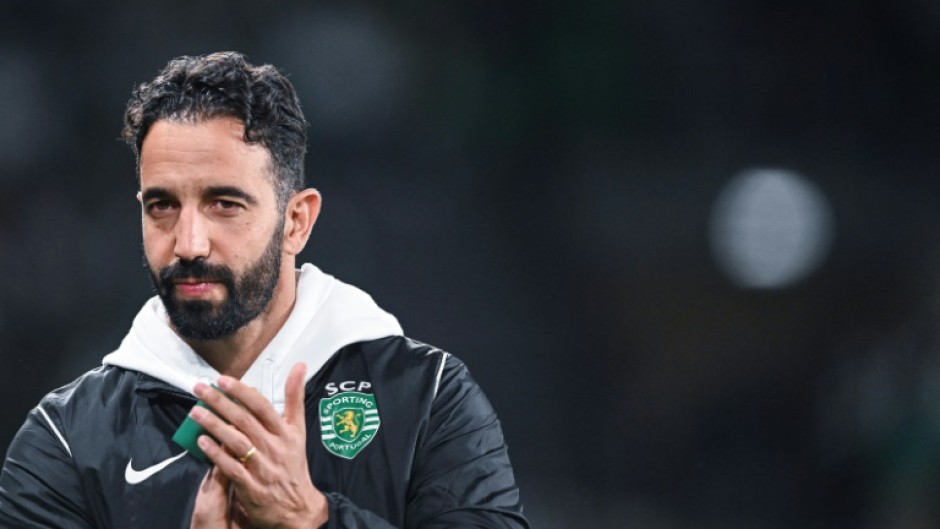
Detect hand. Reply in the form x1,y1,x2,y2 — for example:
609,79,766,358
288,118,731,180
189,363,329,529
190,466,252,528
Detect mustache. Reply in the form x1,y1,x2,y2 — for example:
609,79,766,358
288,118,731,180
159,259,236,286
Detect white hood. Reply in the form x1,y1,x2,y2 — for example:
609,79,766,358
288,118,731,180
102,263,403,412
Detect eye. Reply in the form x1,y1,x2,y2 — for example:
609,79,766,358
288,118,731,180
210,199,246,214
146,200,177,216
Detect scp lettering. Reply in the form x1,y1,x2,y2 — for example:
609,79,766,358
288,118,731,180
325,380,372,396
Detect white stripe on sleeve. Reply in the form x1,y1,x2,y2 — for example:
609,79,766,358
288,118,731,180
37,405,73,458
432,352,449,400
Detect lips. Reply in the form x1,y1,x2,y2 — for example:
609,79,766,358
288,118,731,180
173,280,219,297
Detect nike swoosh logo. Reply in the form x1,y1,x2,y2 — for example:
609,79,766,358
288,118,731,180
125,452,188,485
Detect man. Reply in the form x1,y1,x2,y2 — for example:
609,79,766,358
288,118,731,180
0,52,528,528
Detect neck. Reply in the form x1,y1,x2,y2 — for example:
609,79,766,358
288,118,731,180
182,265,299,379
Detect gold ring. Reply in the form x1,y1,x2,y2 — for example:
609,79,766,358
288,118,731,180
239,446,257,463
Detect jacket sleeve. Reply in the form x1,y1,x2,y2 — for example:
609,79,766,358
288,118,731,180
0,405,94,528
323,492,399,528
404,355,528,528
322,355,529,529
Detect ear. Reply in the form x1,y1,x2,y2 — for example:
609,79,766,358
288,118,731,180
282,188,322,256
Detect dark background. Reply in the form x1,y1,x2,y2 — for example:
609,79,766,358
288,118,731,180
2,2,940,527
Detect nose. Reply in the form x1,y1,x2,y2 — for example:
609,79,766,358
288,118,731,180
173,206,211,261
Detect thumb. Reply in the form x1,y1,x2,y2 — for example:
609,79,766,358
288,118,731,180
284,362,307,432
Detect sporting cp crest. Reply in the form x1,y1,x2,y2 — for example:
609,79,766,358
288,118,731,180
319,391,381,459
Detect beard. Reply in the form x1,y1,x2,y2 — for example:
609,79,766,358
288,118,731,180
149,232,282,341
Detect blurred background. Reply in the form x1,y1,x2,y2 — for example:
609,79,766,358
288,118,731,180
2,1,940,527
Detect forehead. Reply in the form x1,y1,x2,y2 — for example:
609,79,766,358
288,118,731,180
139,117,275,197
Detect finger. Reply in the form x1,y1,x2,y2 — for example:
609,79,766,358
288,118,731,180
214,377,285,435
205,465,232,497
195,381,273,440
197,434,255,486
283,362,307,432
189,405,256,459
190,466,232,527
231,498,253,528
198,465,226,495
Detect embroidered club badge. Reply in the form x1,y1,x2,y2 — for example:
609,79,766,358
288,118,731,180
319,391,381,459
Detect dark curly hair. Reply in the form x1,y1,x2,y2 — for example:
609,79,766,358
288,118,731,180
122,52,307,207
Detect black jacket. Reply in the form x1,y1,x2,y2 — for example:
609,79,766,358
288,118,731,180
0,336,528,528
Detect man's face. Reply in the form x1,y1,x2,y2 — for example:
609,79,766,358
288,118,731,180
138,117,284,340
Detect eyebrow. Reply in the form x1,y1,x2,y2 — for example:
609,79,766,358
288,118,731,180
139,186,258,205
140,187,174,203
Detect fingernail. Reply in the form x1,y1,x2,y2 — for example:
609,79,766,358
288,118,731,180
190,407,206,421
218,376,234,390
197,435,212,449
193,383,209,398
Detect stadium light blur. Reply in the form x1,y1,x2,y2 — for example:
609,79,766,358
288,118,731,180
709,168,834,289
